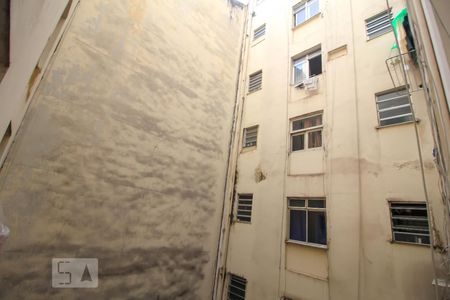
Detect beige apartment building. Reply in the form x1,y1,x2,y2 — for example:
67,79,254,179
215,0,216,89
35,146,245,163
214,0,450,299
0,0,449,300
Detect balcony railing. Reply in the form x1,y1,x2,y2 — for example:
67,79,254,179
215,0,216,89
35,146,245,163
385,50,422,92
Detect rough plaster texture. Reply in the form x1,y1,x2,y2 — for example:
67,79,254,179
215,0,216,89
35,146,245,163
0,1,243,299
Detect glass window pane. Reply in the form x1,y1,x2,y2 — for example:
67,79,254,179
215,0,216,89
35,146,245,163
394,232,430,245
295,8,306,26
379,106,412,120
292,115,322,131
308,199,325,208
308,130,322,148
377,89,408,101
380,115,414,126
292,134,304,151
377,96,410,110
308,211,327,245
289,199,305,207
293,60,307,83
290,210,306,242
308,0,319,17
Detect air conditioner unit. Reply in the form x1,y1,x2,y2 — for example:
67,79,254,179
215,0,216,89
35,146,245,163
303,76,318,91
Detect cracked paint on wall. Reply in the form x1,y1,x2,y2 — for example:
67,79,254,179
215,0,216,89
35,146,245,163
0,0,244,299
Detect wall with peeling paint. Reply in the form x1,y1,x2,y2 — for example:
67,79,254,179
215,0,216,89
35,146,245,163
0,0,244,299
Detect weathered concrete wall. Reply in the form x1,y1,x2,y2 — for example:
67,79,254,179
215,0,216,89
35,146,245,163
0,1,244,299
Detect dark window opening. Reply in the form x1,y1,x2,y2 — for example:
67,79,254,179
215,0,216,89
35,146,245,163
228,274,246,300
0,0,10,81
309,54,322,77
288,198,327,246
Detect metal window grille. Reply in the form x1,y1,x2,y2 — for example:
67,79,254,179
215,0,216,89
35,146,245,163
365,9,393,40
243,126,258,148
389,202,430,245
290,113,322,151
288,198,327,245
376,88,413,126
228,274,247,300
248,70,262,93
253,24,265,40
236,194,252,222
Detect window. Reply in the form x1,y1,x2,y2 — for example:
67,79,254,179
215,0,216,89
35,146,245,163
389,202,430,245
248,70,262,93
365,9,393,40
290,113,322,151
253,24,265,40
293,49,322,85
376,88,413,127
288,198,326,245
228,274,246,300
293,0,319,27
0,0,10,80
243,126,258,148
236,194,252,222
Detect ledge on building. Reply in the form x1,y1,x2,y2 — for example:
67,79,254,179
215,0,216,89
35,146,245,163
286,239,328,250
240,145,256,153
375,118,421,130
292,13,321,31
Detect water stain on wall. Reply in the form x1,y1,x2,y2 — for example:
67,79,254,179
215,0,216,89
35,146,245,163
0,0,244,299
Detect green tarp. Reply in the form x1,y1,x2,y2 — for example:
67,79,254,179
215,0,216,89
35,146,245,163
392,7,408,49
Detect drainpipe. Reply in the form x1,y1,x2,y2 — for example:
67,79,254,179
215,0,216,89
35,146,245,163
212,2,252,299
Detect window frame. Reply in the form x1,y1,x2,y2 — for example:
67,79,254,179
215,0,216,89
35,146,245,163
375,87,414,127
287,197,327,247
365,8,393,40
388,201,430,246
248,70,262,93
253,24,266,41
242,125,258,149
228,273,247,300
236,194,253,223
293,0,320,28
292,49,321,86
290,112,323,152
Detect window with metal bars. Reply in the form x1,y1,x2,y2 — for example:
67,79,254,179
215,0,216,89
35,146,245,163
288,198,327,246
243,126,258,148
228,273,247,300
389,202,430,245
253,24,265,40
236,194,252,222
293,0,319,27
248,70,262,93
365,9,393,40
290,113,322,151
375,88,413,127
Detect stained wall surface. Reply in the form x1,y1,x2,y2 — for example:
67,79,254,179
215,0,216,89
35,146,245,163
0,1,244,299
